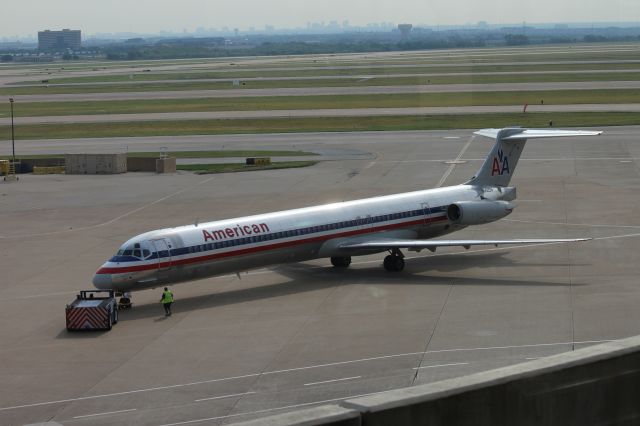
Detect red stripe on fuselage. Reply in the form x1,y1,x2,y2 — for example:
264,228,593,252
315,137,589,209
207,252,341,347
96,215,448,275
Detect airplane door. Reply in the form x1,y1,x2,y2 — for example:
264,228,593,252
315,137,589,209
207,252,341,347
151,238,173,283
421,202,431,225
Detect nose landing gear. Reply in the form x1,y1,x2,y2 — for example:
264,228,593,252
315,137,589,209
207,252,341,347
117,292,133,310
383,249,405,272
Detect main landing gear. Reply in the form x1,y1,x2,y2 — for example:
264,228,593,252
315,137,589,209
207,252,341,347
383,249,405,272
330,250,405,272
331,256,352,268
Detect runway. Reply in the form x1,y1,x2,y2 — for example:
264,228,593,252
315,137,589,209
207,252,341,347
1,126,639,425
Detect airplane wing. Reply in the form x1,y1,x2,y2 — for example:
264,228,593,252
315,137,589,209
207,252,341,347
339,238,591,252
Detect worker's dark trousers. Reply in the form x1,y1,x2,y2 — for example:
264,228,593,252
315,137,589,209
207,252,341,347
163,302,172,316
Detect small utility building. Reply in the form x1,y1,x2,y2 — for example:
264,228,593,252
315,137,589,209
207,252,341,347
65,154,127,174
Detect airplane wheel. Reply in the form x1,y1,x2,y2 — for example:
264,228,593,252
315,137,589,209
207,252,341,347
383,255,395,271
384,255,405,272
331,256,351,268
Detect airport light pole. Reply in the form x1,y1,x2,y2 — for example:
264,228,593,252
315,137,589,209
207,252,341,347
9,97,15,165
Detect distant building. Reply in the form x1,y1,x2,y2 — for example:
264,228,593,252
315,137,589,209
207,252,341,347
38,29,81,51
398,24,413,39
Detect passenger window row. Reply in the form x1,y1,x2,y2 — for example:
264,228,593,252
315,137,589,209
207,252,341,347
113,208,434,262
172,209,424,256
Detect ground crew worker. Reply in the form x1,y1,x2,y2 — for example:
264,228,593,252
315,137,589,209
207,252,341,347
160,287,173,316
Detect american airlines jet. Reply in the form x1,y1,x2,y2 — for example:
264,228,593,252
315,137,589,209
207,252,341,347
93,128,601,292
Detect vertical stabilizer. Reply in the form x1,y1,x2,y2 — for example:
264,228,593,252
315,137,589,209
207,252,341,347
467,128,527,187
466,128,602,187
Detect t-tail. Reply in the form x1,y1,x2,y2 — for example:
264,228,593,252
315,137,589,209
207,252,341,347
467,127,602,187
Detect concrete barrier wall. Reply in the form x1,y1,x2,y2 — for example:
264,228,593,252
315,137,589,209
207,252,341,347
156,157,176,173
65,154,127,174
230,335,640,426
127,157,176,173
127,157,157,172
232,406,361,426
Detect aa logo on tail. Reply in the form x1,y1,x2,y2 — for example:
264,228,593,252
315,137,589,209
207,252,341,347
491,150,510,176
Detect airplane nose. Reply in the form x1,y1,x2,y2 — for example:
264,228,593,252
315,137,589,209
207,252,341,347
92,273,112,289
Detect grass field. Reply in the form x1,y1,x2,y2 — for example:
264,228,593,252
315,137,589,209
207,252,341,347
0,112,636,140
19,61,640,85
2,44,639,73
0,150,316,160
1,44,638,142
177,161,317,174
2,89,639,118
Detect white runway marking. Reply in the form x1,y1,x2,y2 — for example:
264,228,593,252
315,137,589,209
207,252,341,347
73,408,137,418
413,362,469,370
363,160,377,170
156,391,385,426
436,135,475,187
0,339,611,412
304,376,361,386
194,391,255,402
0,174,219,239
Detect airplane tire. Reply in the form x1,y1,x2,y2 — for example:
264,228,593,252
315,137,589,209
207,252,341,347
331,256,351,268
383,255,395,271
384,255,405,272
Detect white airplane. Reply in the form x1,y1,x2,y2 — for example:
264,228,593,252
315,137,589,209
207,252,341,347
93,127,601,292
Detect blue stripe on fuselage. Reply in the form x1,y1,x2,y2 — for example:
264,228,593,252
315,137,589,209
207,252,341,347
110,205,447,263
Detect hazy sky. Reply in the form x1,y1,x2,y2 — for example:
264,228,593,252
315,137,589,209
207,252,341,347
3,0,640,38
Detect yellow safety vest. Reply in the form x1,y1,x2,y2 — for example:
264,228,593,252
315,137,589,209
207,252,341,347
162,290,173,304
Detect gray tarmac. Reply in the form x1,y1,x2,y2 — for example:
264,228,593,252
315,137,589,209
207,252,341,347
1,126,640,426
5,80,640,104
2,103,640,126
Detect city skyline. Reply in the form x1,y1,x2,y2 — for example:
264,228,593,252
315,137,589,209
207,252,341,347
3,0,640,39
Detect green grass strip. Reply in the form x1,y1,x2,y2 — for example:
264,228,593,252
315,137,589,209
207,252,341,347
21,62,640,84
0,112,637,141
3,89,640,118
0,150,316,160
4,72,640,96
177,161,317,174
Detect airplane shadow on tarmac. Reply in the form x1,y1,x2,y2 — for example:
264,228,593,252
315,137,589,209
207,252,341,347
109,251,587,323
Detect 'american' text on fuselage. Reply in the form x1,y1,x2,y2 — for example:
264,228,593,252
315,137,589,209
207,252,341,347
202,223,270,242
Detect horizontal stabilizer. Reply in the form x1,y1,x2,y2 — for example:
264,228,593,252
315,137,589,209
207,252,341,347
467,127,602,186
339,238,591,251
474,128,602,141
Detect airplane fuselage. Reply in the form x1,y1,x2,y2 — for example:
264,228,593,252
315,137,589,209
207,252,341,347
93,127,601,292
93,184,504,291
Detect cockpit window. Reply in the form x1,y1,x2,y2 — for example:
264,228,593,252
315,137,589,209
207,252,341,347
113,241,155,261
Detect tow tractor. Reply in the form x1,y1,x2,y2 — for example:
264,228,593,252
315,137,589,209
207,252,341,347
66,290,118,331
